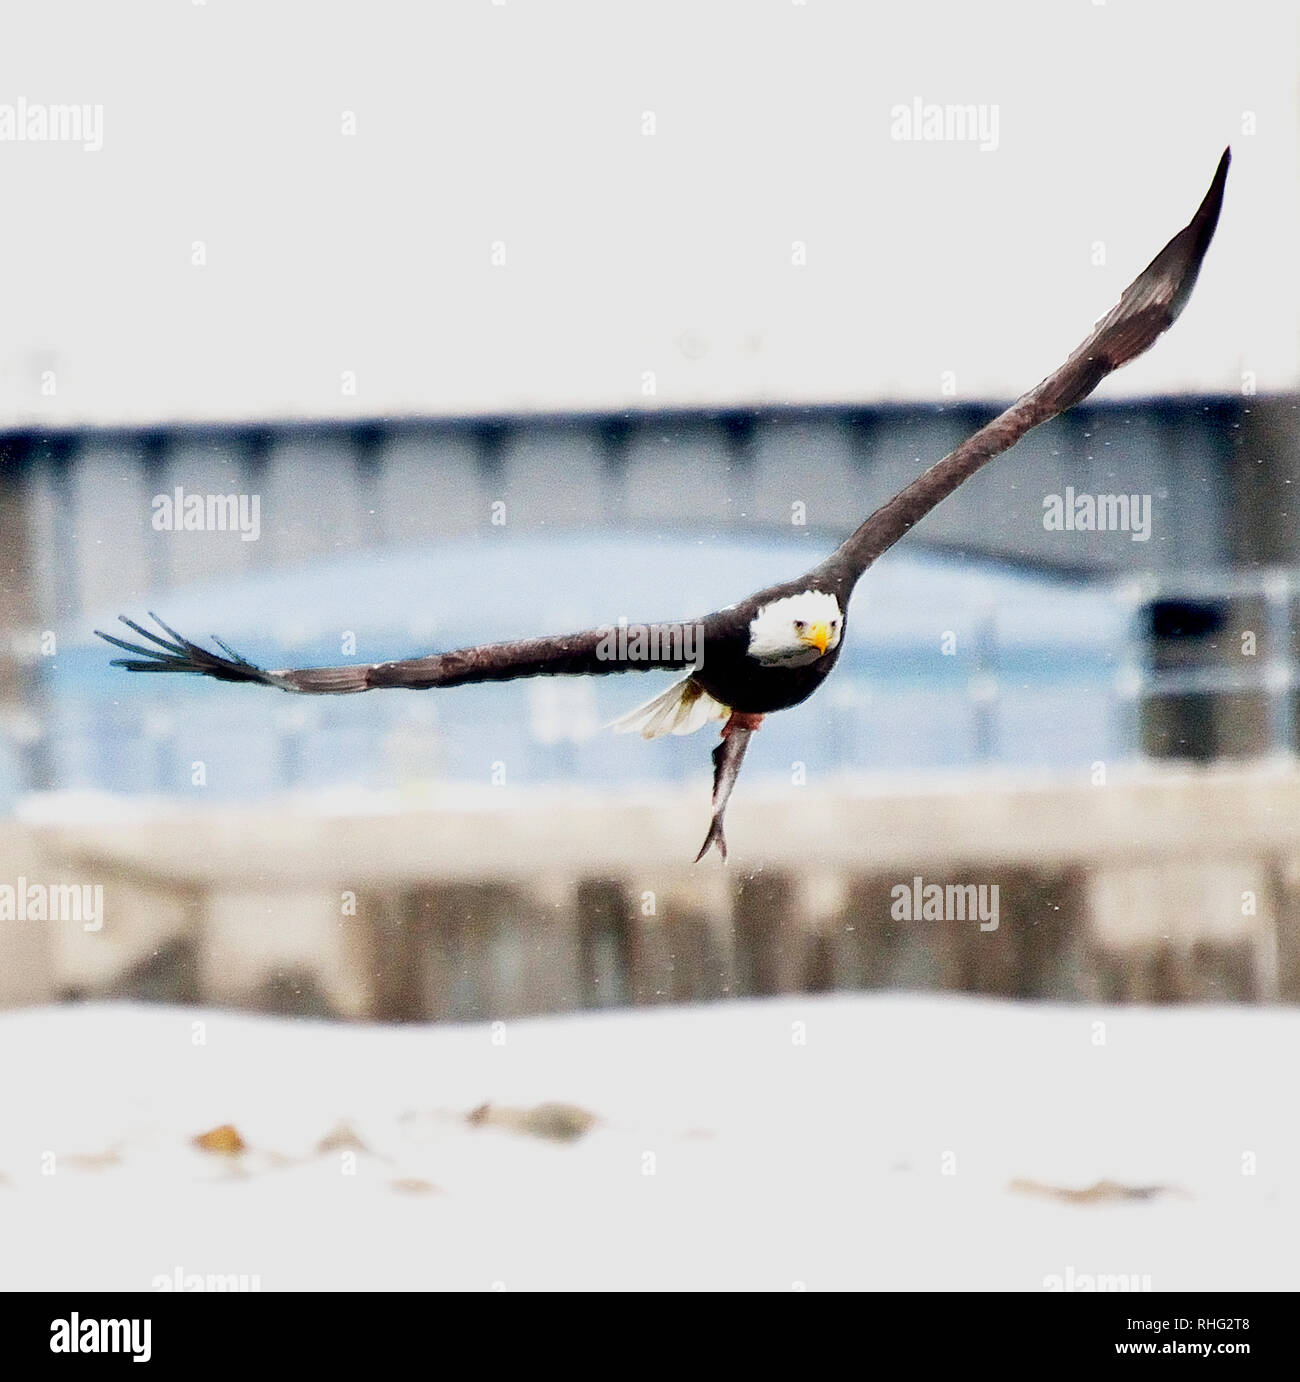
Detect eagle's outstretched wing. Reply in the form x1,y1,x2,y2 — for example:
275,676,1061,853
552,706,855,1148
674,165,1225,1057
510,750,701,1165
96,613,696,693
821,147,1230,583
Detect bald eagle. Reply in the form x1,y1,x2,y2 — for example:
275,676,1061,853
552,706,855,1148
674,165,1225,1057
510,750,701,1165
98,149,1230,859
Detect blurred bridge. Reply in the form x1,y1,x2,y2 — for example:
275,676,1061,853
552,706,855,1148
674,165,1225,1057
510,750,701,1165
1,394,1296,806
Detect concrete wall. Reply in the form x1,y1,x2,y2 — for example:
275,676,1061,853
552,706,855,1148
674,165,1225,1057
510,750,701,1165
4,763,1297,1017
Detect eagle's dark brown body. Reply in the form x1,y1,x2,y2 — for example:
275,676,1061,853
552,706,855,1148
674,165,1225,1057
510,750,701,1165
692,577,850,715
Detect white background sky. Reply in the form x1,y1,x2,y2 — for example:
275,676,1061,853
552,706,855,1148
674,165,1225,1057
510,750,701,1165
0,1,1294,427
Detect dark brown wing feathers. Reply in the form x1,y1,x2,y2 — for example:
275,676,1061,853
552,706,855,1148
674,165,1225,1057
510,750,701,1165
820,148,1229,582
97,615,694,693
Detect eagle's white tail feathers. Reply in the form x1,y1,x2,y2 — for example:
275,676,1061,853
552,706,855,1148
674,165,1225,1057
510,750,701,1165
608,677,729,740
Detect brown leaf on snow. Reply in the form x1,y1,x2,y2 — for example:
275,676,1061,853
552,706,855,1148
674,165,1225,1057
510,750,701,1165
193,1123,247,1156
467,1101,598,1143
390,1177,440,1195
1009,1177,1189,1205
63,1145,123,1172
315,1121,369,1156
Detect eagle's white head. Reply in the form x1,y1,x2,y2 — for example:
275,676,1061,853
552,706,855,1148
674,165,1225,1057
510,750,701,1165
747,590,843,667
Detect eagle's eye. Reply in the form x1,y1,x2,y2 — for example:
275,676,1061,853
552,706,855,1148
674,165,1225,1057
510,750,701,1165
794,620,807,632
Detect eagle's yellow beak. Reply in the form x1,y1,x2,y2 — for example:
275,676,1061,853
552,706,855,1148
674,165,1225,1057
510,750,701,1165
800,622,831,655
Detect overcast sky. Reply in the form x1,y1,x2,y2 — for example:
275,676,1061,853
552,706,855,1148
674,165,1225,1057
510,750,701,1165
0,1,1294,428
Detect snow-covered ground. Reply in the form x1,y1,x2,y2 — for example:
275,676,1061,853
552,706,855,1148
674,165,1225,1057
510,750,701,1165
0,995,1294,1291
